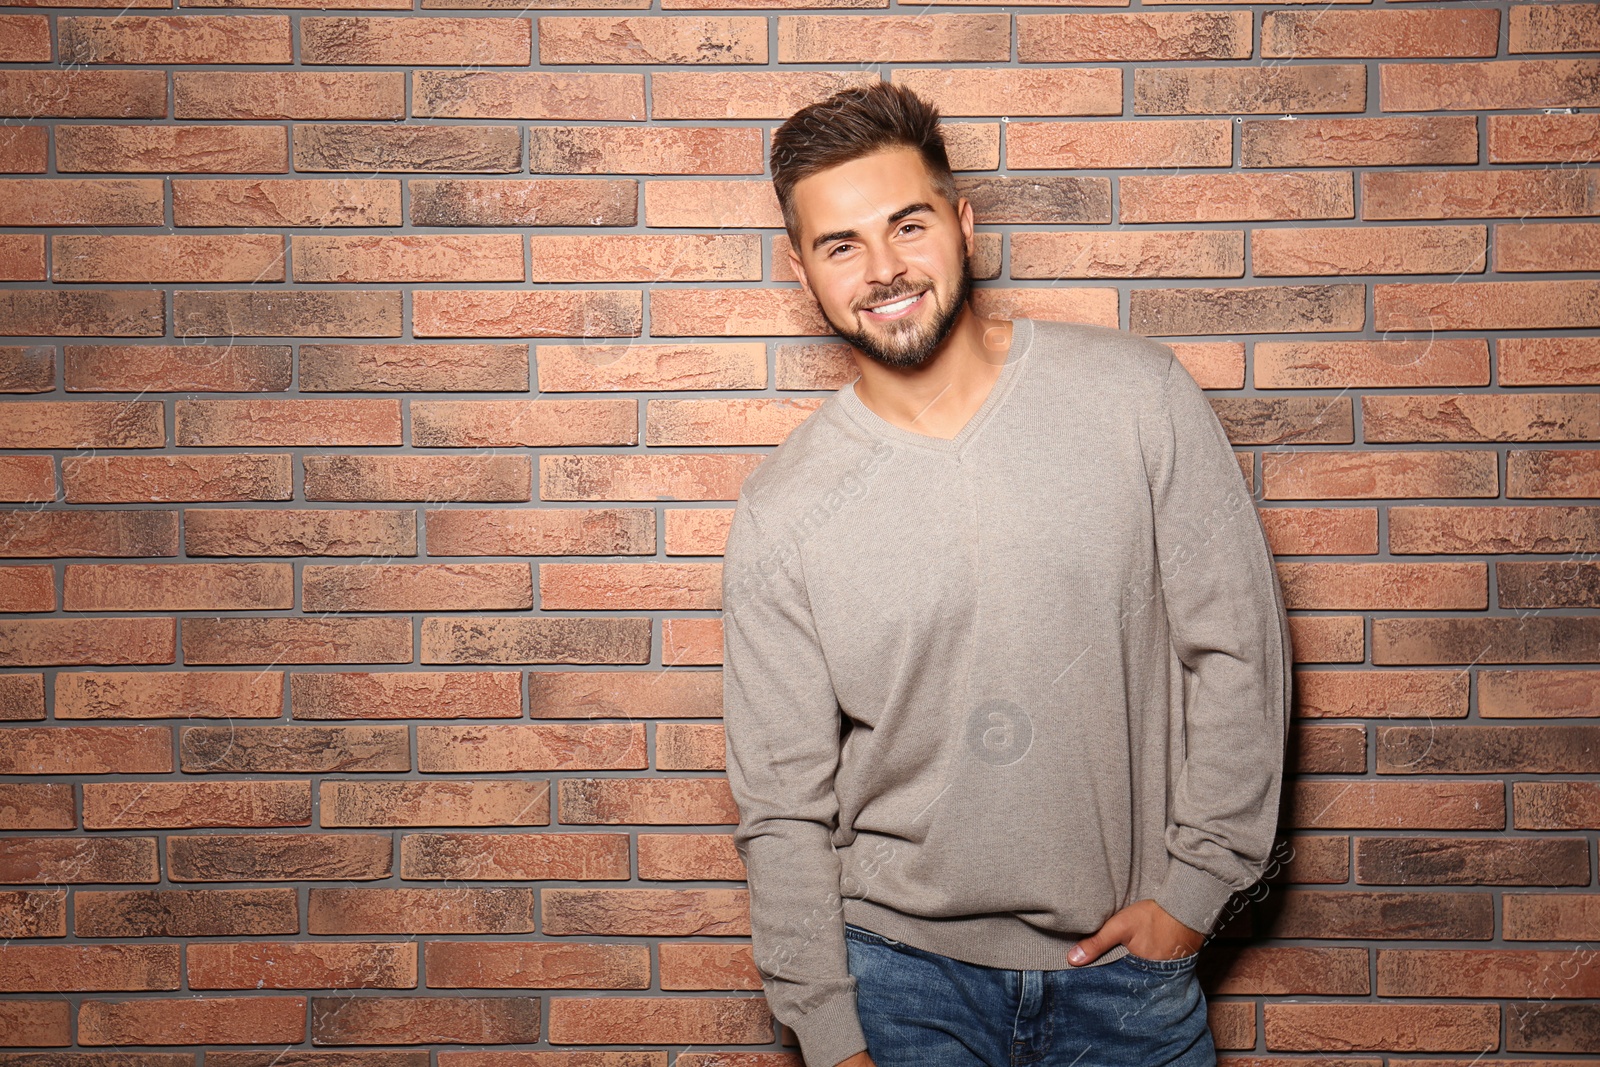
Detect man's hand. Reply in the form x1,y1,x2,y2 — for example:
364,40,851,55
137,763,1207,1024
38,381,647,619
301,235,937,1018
1067,899,1205,966
834,1051,876,1067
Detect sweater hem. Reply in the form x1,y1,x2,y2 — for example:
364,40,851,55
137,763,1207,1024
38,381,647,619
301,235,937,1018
841,897,1130,971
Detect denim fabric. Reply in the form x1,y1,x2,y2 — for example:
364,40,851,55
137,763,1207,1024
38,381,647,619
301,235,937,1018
843,922,1217,1067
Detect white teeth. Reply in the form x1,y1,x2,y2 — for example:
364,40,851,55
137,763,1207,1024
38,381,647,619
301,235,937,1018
871,292,920,315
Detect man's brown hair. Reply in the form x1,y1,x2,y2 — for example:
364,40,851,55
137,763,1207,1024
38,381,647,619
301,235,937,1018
771,81,959,249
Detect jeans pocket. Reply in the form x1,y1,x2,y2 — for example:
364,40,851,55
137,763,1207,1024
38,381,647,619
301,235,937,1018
1121,947,1200,973
844,922,906,949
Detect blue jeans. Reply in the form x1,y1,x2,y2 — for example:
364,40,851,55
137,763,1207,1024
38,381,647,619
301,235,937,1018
843,922,1217,1067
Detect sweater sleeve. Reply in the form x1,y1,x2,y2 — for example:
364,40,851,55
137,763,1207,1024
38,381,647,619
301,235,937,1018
721,495,868,1067
1142,349,1294,939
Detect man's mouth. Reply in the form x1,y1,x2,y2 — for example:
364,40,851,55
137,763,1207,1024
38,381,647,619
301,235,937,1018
862,289,928,320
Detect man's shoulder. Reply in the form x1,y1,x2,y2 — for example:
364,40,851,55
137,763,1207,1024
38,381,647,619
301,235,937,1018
1025,319,1175,399
729,391,884,543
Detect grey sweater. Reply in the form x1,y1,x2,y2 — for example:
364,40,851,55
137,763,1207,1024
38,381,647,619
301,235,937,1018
720,317,1293,1067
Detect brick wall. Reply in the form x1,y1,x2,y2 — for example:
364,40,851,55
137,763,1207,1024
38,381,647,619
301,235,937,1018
2,0,1599,1061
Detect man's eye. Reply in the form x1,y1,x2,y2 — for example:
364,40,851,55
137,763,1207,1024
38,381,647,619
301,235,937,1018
900,223,923,235
828,244,852,257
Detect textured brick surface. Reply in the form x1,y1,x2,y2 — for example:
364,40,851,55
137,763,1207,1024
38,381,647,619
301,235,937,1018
3,3,1596,1061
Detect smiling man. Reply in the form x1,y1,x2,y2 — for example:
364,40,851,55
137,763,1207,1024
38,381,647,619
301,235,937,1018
719,82,1293,1067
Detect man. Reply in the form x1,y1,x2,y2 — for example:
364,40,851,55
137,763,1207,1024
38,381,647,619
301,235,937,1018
720,82,1293,1067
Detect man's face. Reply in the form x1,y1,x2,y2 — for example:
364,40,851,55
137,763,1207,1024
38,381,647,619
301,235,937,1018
786,146,974,370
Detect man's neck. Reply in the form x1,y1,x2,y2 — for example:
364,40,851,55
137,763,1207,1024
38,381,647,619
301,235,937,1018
849,311,1015,441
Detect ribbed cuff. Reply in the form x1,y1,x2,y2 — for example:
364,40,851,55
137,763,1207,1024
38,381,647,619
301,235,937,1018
789,988,868,1067
1151,855,1240,938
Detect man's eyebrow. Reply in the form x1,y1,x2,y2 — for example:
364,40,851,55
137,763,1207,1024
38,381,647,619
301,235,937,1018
809,201,936,253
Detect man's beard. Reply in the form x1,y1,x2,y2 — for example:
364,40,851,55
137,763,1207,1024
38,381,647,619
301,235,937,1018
822,254,974,370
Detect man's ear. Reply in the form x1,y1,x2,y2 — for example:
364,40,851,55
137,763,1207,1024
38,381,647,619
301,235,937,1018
957,196,975,260
787,246,812,297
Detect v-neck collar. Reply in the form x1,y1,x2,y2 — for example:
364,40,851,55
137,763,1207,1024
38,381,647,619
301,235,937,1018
834,316,1034,453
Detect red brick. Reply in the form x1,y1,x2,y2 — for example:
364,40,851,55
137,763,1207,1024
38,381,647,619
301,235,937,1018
0,783,74,830
424,507,652,556
176,399,401,446
0,400,162,448
62,562,293,612
526,234,758,283
0,15,50,61
413,289,641,338
175,178,400,227
398,832,630,881
535,342,765,392
0,563,52,614
303,454,531,502
891,67,1120,117
321,780,550,828
416,70,642,121
643,180,778,228
1121,172,1353,224
529,669,723,720
176,71,404,121
174,289,400,338
416,723,646,772
0,999,70,1047
1012,230,1242,279
0,70,167,119
423,940,649,989
1496,222,1600,272
0,509,177,559
301,562,533,612
167,834,393,883
59,14,290,63
309,996,540,1046
1262,8,1500,58
1376,280,1600,332
1364,392,1600,443
308,888,535,935
1018,12,1251,60
301,17,529,65
539,562,719,610
56,669,284,719
183,507,415,557
1363,168,1600,219
1380,59,1600,111
292,234,523,284
652,70,871,120
1511,2,1600,53
1255,339,1490,390
0,675,45,726
75,888,299,938
0,347,55,391
779,14,1007,63
0,617,176,668
178,725,408,773
1489,113,1600,163
82,780,311,830
0,726,171,774
1008,120,1232,169
1264,1003,1499,1052
1253,225,1485,277
0,943,180,992
298,344,529,393
0,455,55,503
1243,117,1478,167
57,126,286,174
62,452,291,504
79,996,307,1046
1131,284,1365,336
538,453,762,501
525,127,761,175
1136,65,1366,116
419,616,651,666
539,16,764,64
189,941,417,990
0,178,165,227
409,399,635,447
290,670,523,720
181,616,413,666
51,234,284,284
0,888,66,937
0,292,162,337
408,178,634,227
546,995,770,1045
0,837,158,884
